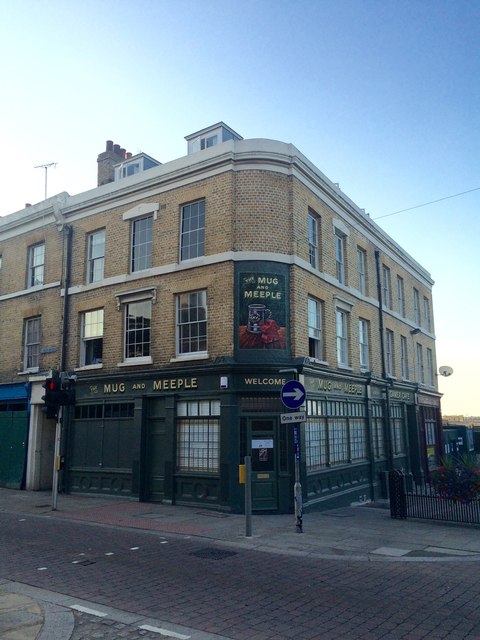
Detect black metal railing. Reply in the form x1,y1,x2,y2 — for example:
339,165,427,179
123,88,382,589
389,469,480,525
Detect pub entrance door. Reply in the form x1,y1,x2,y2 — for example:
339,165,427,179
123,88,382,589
143,397,169,502
249,418,279,511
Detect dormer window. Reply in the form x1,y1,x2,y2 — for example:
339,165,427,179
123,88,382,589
114,153,160,181
201,135,217,150
120,162,140,178
185,122,243,155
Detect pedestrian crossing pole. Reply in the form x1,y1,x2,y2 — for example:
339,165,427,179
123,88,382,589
51,407,62,511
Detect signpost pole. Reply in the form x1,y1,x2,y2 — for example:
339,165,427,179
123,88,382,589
280,374,306,534
245,455,252,537
293,424,303,533
51,407,62,511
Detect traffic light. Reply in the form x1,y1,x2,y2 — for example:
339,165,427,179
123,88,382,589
41,370,62,419
60,372,76,406
41,371,76,419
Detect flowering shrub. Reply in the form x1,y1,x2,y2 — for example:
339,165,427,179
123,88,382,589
431,455,480,504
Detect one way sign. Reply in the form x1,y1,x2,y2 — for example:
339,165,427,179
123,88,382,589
280,380,306,410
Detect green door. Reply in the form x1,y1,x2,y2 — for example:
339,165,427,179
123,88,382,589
0,409,28,489
250,418,278,511
144,398,169,502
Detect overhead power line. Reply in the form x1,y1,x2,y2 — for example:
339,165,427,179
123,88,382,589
373,186,480,220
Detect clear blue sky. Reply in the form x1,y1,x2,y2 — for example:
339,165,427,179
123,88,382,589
1,0,478,415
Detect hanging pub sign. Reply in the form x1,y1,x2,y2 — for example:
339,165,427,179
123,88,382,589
237,270,287,350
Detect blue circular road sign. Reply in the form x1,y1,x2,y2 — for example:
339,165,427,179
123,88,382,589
280,380,306,409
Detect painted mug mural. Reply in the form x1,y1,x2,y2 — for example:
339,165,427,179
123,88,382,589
239,273,287,349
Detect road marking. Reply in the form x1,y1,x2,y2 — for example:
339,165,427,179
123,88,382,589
105,552,114,556
371,546,410,557
138,625,190,639
160,540,168,544
37,567,47,571
425,546,480,556
130,546,139,550
71,604,108,617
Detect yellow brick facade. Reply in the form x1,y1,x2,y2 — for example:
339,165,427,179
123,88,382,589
0,128,442,509
0,160,437,387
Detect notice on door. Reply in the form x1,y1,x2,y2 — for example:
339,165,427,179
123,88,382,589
252,439,273,449
251,438,274,472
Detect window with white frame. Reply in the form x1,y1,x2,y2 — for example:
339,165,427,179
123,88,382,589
371,403,385,459
386,329,394,376
308,210,319,269
382,265,391,308
81,309,104,366
400,335,408,379
177,290,207,356
391,404,406,455
87,229,105,284
397,276,405,316
201,135,217,150
121,162,140,178
125,300,151,359
413,288,420,325
416,343,424,384
335,308,349,367
426,348,434,386
350,418,368,461
329,418,349,464
180,200,205,261
424,407,437,447
335,231,346,284
28,243,45,287
24,317,40,370
423,297,431,332
358,318,370,371
176,399,220,473
305,417,327,470
357,247,367,295
306,399,367,468
131,216,152,272
308,297,323,359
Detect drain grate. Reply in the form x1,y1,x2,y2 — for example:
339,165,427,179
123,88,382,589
196,510,230,519
191,548,238,560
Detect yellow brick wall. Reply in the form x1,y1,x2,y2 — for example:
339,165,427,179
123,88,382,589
0,224,64,381
68,263,234,369
0,163,437,391
0,224,63,295
289,179,436,386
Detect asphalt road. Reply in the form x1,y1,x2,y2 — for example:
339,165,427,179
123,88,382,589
1,511,480,640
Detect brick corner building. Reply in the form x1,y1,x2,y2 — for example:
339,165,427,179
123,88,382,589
0,122,442,513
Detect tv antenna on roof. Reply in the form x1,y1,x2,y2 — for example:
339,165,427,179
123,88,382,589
34,162,57,200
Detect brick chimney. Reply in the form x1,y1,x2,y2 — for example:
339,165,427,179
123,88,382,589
97,140,126,186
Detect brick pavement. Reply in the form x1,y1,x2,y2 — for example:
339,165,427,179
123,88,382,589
1,510,480,639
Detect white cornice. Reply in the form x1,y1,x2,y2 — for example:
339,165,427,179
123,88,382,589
0,281,61,302
0,139,433,285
